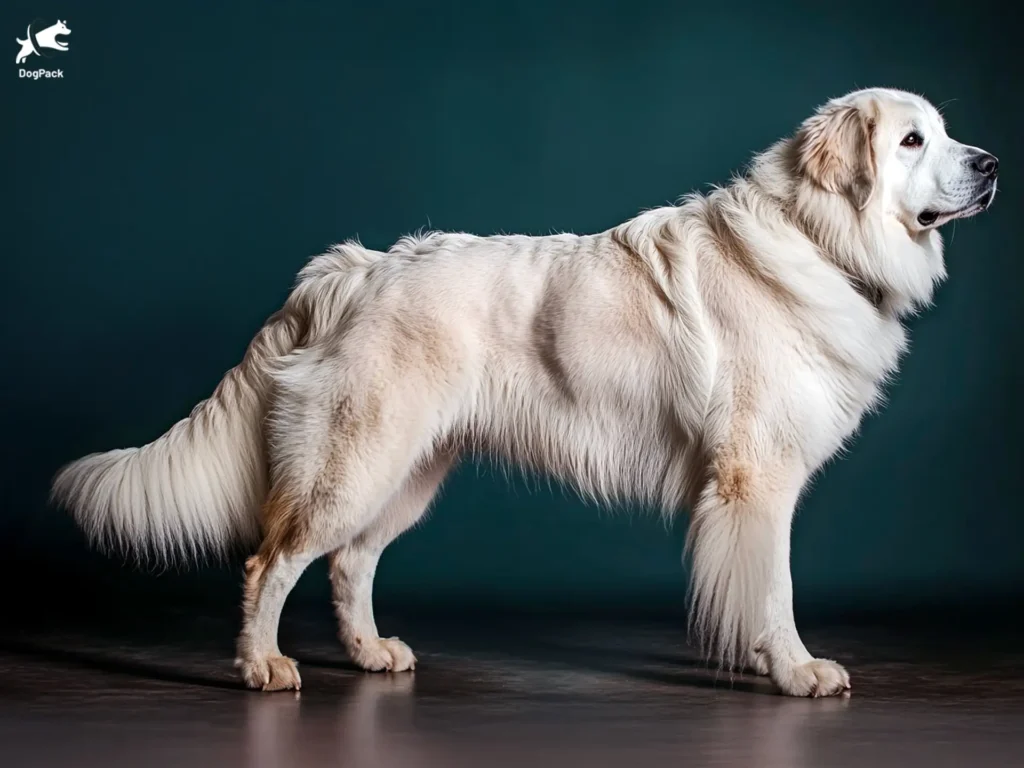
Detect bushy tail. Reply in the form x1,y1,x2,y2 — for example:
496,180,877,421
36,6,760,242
50,241,379,563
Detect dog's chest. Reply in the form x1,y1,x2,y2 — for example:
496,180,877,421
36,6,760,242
785,313,907,466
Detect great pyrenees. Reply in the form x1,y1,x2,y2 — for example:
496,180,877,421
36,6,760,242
52,87,998,696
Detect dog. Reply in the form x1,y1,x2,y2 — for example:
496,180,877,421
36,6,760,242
52,87,998,696
15,20,70,65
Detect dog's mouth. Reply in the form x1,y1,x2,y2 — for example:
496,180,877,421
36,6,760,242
917,185,997,228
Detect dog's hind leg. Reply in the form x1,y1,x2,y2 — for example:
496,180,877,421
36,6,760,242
236,541,315,691
235,446,437,690
234,341,463,690
328,449,456,672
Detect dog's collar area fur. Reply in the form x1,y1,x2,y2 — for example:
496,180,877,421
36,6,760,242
748,177,889,314
841,271,886,312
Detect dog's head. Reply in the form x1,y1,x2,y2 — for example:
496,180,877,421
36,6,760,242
795,88,997,233
44,20,71,47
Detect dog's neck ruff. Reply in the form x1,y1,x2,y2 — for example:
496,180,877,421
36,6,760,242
743,173,889,314
838,270,886,312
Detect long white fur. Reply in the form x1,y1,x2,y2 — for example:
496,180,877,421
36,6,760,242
49,314,289,562
51,88,996,696
49,245,376,562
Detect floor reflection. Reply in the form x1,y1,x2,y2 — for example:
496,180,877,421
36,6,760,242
2,612,1022,767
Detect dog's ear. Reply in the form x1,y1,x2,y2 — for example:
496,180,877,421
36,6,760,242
796,102,878,211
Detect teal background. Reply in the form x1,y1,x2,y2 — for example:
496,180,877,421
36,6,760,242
2,0,1021,614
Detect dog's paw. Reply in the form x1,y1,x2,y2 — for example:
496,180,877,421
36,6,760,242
772,658,850,697
350,636,417,672
236,654,302,692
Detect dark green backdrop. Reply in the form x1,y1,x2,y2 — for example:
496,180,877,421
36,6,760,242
3,0,1021,615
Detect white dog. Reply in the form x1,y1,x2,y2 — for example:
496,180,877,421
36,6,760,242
15,20,70,64
52,88,998,697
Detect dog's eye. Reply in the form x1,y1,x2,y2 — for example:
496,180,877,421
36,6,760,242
900,131,923,148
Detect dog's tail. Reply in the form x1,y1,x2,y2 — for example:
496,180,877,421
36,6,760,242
50,242,380,563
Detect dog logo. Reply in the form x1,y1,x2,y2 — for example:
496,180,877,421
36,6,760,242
15,19,71,65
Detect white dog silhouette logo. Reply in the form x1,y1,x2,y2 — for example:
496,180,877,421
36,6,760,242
15,19,71,64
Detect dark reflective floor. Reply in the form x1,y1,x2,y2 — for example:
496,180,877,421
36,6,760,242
2,602,1023,767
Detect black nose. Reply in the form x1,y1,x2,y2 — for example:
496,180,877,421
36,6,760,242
972,152,999,178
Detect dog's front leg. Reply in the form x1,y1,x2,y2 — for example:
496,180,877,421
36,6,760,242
687,454,850,697
752,489,851,697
